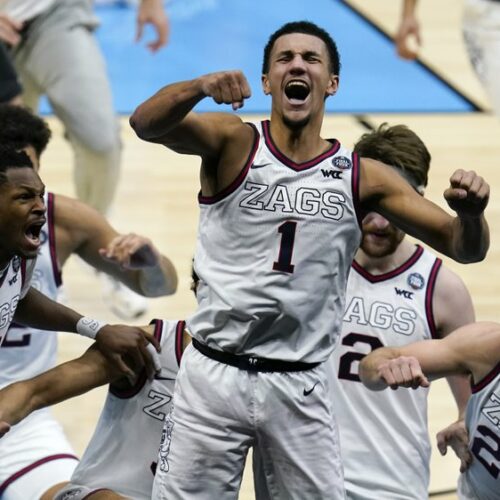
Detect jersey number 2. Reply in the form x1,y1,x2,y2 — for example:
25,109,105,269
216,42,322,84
273,221,297,273
471,425,500,478
338,333,384,382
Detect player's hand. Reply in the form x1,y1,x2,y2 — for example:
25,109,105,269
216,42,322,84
136,0,169,52
0,13,23,46
0,421,10,438
96,325,161,380
99,233,160,270
377,356,430,390
395,14,421,60
198,71,252,110
444,169,489,218
436,419,472,473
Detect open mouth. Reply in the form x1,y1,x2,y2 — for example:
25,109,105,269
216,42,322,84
284,80,310,103
24,219,45,247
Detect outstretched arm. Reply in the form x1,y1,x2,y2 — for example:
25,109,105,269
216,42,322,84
360,159,489,263
55,194,177,297
360,322,500,391
0,345,118,436
395,0,421,60
14,288,160,378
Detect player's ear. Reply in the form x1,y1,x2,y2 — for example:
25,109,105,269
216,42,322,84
262,74,271,95
326,74,339,97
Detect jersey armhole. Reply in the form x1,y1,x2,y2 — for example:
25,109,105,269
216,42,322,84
47,193,62,287
351,152,363,229
198,122,260,205
471,362,500,393
425,258,442,339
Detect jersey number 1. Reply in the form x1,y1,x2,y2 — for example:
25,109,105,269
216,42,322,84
273,221,297,274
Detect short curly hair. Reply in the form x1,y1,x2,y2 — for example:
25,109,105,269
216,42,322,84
262,21,340,75
0,104,51,158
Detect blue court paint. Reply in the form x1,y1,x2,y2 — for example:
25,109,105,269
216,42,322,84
39,0,474,114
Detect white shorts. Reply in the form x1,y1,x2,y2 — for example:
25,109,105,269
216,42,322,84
152,344,345,500
0,410,78,499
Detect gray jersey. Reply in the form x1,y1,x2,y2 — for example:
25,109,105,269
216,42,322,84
70,319,184,500
188,120,362,363
463,365,500,499
0,193,61,388
331,245,442,499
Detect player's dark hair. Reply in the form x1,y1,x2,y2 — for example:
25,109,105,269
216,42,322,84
262,21,340,75
0,147,34,184
0,104,52,158
354,123,430,189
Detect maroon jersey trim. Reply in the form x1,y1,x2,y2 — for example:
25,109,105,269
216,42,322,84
472,362,500,393
425,258,442,339
175,320,185,367
351,152,363,229
0,454,78,494
198,123,259,205
47,192,62,287
262,120,340,171
110,319,164,399
352,245,424,283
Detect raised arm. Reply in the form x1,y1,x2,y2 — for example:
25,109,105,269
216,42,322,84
129,72,253,155
360,158,489,263
55,194,177,297
0,345,118,436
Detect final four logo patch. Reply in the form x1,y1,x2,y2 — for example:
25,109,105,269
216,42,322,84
332,156,352,170
408,272,425,290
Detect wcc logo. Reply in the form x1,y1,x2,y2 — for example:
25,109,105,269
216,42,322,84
394,287,414,300
321,169,342,179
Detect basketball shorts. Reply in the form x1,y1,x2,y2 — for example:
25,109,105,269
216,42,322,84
0,410,78,499
152,344,345,500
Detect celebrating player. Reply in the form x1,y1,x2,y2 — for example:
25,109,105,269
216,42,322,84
329,124,473,499
131,20,489,499
0,104,178,500
360,321,500,500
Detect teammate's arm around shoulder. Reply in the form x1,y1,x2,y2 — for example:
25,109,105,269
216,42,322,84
0,345,118,437
130,71,253,159
359,158,490,263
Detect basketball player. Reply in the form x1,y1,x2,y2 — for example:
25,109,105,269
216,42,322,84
0,104,177,500
130,21,489,499
0,146,160,369
329,124,473,499
359,321,500,500
0,318,190,500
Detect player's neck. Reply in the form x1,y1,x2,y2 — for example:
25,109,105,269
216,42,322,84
355,240,417,275
269,115,328,162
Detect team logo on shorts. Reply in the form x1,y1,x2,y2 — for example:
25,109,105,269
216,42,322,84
407,272,425,290
159,405,175,473
332,156,352,170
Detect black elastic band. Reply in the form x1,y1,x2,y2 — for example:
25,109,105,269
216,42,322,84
192,338,319,373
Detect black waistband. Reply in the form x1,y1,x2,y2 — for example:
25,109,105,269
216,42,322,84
192,338,319,373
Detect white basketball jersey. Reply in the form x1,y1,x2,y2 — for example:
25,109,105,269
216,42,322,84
0,254,35,348
330,245,442,499
0,193,61,388
70,319,184,499
0,0,56,22
188,120,362,363
463,365,500,500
